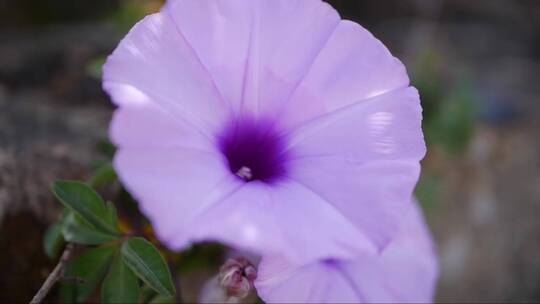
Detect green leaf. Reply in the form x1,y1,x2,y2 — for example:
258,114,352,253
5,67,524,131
121,238,175,297
43,221,64,259
61,245,117,303
52,180,119,235
86,56,106,79
415,172,443,214
89,163,117,188
140,284,158,303
97,139,117,159
424,79,476,156
101,254,140,304
62,212,119,245
149,294,176,304
105,201,119,229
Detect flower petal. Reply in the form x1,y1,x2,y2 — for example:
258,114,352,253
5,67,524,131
186,180,377,264
288,159,420,250
103,12,230,135
255,201,438,303
256,257,359,303
286,87,424,162
167,0,340,118
337,201,438,303
113,147,240,249
285,87,425,249
110,102,213,151
276,19,409,131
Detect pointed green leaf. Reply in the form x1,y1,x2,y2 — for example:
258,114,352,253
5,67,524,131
61,245,117,303
61,212,119,245
89,163,117,188
121,238,175,297
43,221,64,259
52,180,118,235
101,254,140,303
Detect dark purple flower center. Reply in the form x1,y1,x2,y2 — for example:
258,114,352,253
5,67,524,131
322,258,339,266
218,118,288,183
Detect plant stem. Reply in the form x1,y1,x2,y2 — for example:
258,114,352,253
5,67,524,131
30,243,75,304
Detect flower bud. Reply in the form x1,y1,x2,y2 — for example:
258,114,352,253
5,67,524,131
218,257,257,299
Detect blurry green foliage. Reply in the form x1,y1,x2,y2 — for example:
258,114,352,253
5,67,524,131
414,50,446,121
111,0,160,33
150,294,176,304
53,181,120,235
426,81,476,155
415,171,444,214
413,49,477,213
177,243,225,274
97,139,117,159
414,50,477,156
43,220,65,259
61,245,117,303
121,238,176,298
89,163,118,189
61,212,119,245
101,254,141,303
44,181,176,303
86,57,107,80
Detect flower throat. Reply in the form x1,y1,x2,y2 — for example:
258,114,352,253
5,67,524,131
218,118,288,183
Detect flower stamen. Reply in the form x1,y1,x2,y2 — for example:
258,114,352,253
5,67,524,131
236,166,253,181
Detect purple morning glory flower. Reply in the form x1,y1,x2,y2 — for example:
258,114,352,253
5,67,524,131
103,0,425,264
255,200,438,303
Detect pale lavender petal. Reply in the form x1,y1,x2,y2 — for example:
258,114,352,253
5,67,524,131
165,0,252,113
167,0,340,118
113,147,241,250
286,88,425,249
187,180,377,264
255,201,438,303
110,102,213,151
276,19,409,131
256,256,358,303
286,87,424,161
103,12,230,135
337,201,438,303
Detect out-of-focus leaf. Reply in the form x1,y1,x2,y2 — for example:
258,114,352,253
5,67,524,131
89,163,117,188
140,284,158,303
178,243,225,274
62,212,119,245
423,78,476,156
413,49,444,123
86,56,106,79
43,221,64,259
434,84,475,154
97,139,116,159
61,245,117,303
105,201,119,229
112,1,157,33
121,237,175,297
149,294,176,304
101,254,140,304
415,172,443,214
52,180,119,235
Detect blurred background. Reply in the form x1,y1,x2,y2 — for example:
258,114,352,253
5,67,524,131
1,0,539,302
